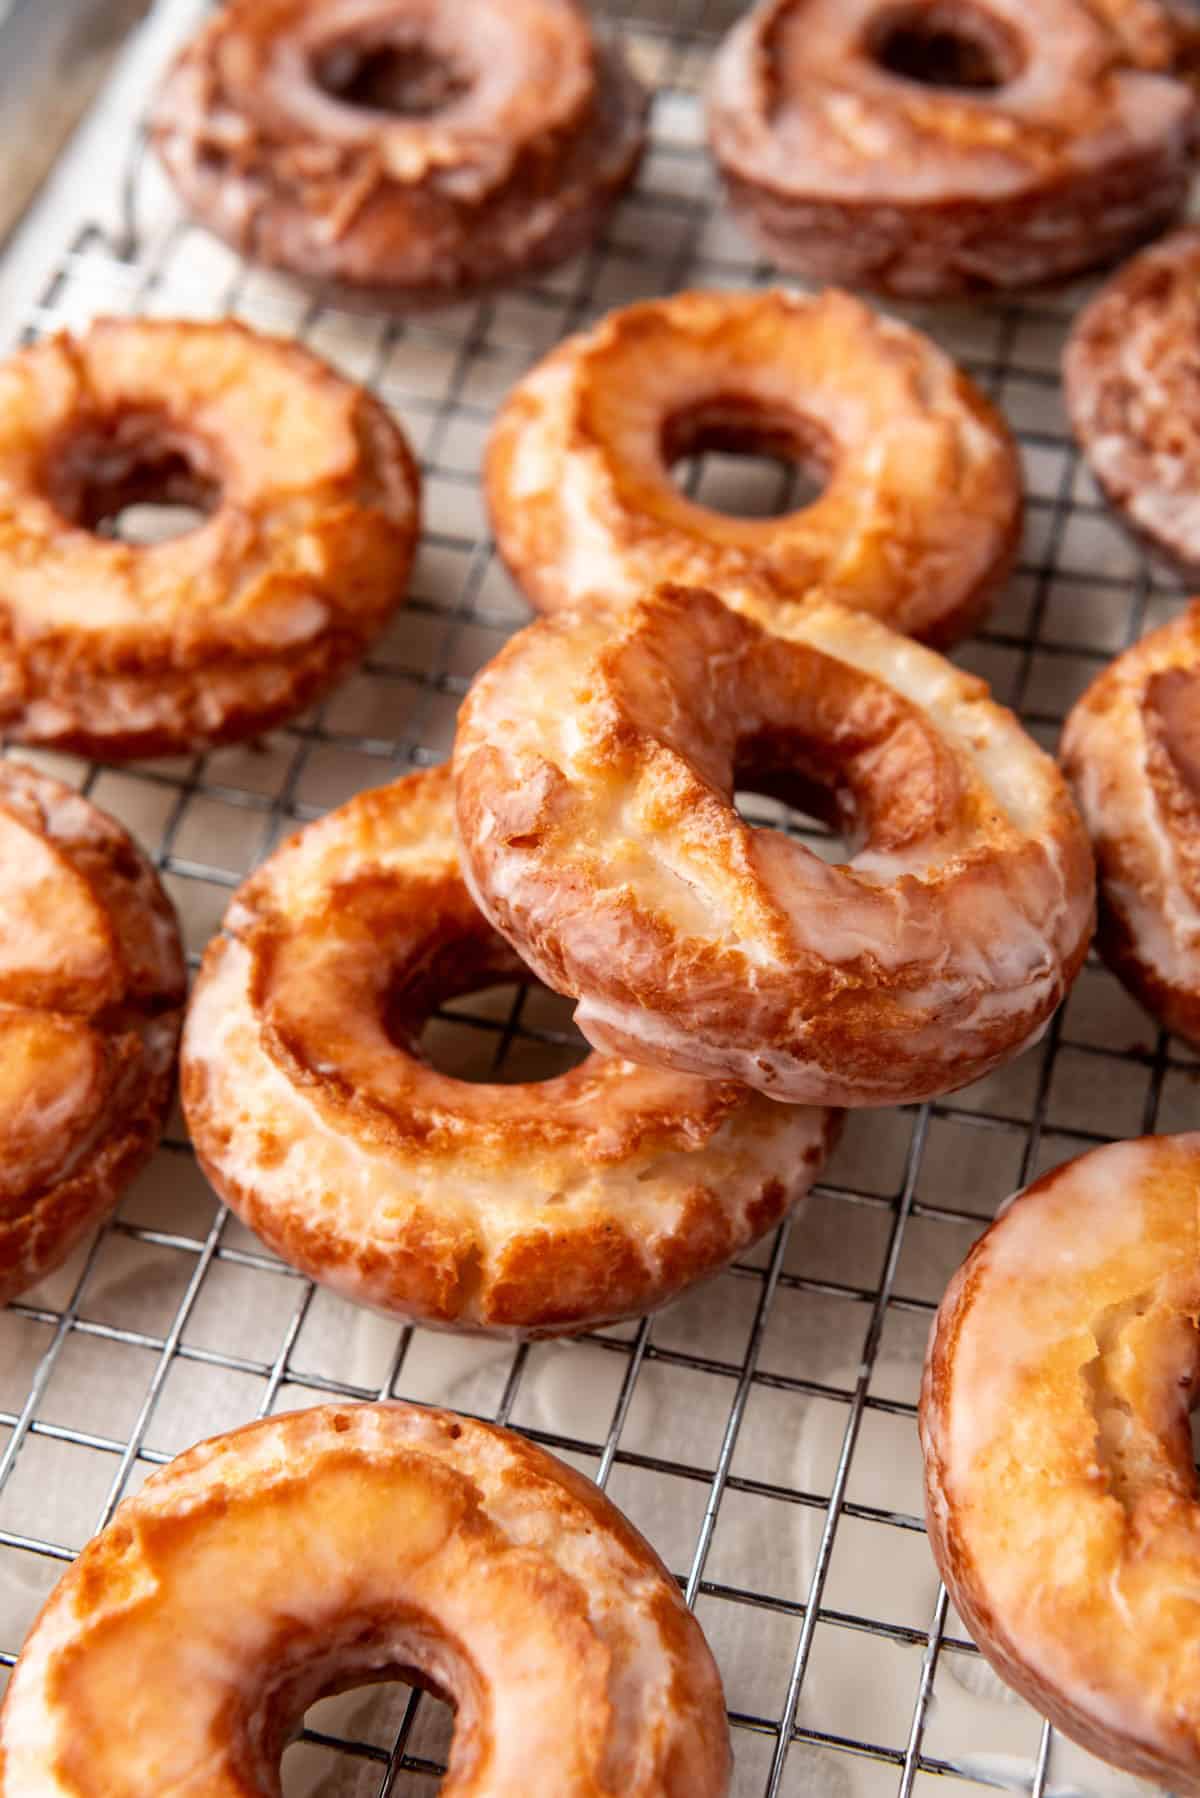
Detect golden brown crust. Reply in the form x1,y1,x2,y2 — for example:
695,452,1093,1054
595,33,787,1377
181,764,837,1334
151,0,647,306
0,317,419,758
453,585,1094,1107
0,761,184,1303
1065,230,1200,572
1061,601,1200,1046
0,1402,732,1795
486,289,1021,648
706,0,1199,298
920,1136,1200,1790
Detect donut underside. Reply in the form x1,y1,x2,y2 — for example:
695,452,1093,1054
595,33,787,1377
153,47,645,306
717,146,1191,297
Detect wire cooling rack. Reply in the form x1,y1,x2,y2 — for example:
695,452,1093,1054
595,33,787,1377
0,2,1195,1794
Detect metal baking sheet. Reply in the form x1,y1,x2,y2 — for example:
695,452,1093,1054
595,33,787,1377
0,3,1193,1794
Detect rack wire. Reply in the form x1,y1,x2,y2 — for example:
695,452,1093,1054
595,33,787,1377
0,1,1192,1793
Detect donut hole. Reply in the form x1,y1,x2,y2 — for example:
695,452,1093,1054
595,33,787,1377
734,761,855,865
46,410,220,543
286,1679,454,1791
867,3,1023,91
414,979,590,1085
663,396,830,521
313,36,473,118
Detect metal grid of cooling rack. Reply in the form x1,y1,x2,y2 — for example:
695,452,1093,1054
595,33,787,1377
0,2,1196,1794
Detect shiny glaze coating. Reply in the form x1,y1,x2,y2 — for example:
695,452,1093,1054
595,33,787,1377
1066,230,1200,572
0,317,419,757
152,0,647,306
0,1402,732,1795
0,761,183,1302
706,0,1199,296
182,764,837,1334
922,1135,1200,1791
487,287,1021,648
1062,601,1200,1046
454,585,1094,1107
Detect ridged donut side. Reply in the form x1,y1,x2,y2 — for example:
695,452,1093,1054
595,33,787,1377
0,762,185,1302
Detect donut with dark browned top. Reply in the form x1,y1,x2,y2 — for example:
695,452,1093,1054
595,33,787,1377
706,0,1199,298
151,0,647,306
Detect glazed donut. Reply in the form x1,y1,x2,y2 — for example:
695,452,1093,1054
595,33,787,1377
921,1133,1200,1791
0,1401,732,1795
181,763,836,1334
151,0,647,307
705,0,1200,298
453,584,1094,1108
1061,602,1200,1047
486,288,1022,648
0,317,419,758
1065,230,1200,572
0,761,184,1303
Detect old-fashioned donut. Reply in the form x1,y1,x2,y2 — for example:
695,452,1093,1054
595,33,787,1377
1061,602,1200,1047
0,760,184,1303
706,0,1199,297
453,584,1094,1108
181,764,836,1335
0,1401,732,1795
0,317,419,758
487,288,1021,648
151,0,647,307
921,1134,1200,1791
1065,230,1200,572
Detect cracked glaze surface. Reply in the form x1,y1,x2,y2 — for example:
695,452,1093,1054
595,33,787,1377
486,287,1021,649
0,760,184,1303
921,1135,1200,1792
0,1402,732,1796
1066,230,1200,574
0,317,419,757
706,0,1199,295
182,764,836,1335
453,585,1094,1108
1062,600,1200,1047
151,0,647,304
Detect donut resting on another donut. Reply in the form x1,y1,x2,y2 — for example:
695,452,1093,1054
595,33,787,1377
453,584,1094,1108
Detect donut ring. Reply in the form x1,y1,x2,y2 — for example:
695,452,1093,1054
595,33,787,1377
181,763,837,1335
1061,602,1200,1047
706,0,1200,298
0,1401,732,1795
453,584,1094,1108
921,1134,1200,1791
151,0,647,308
0,761,184,1303
0,318,419,758
486,288,1022,648
1065,230,1200,573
